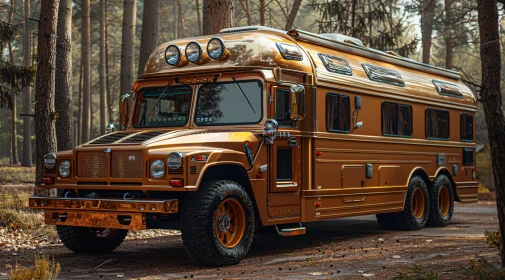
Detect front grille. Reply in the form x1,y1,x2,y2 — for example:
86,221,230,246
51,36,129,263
120,131,167,144
88,131,135,145
77,152,107,178
110,151,144,178
168,166,184,175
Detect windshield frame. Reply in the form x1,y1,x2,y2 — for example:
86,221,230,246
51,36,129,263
132,85,193,128
194,79,264,126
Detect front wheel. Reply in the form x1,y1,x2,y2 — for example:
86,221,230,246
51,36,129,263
56,226,128,254
181,180,255,266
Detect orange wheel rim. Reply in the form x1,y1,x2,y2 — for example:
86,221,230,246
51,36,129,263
412,188,425,219
215,198,246,249
438,186,450,217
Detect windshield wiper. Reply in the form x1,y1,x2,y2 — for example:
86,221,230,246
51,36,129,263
232,77,256,114
145,79,174,120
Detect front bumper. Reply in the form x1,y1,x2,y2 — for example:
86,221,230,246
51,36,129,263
29,197,178,230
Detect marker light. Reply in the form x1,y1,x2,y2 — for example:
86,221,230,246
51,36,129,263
165,45,181,66
185,42,203,63
207,38,226,59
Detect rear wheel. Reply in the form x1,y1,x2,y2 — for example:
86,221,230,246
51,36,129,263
427,175,454,227
56,226,127,254
181,180,255,266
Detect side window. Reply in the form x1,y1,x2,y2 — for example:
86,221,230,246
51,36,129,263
382,102,412,137
425,109,450,140
460,113,473,142
326,93,350,132
275,89,293,126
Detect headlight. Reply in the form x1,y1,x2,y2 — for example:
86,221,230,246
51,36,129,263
185,42,203,63
44,153,57,169
167,152,183,169
207,38,225,59
165,45,181,66
59,161,71,178
150,160,166,179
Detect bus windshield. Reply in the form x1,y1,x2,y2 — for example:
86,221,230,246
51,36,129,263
133,85,192,127
195,80,263,126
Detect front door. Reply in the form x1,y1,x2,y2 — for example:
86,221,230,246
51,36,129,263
267,87,301,219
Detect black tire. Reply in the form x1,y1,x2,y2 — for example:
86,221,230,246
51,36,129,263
181,180,255,266
390,176,430,230
56,226,128,254
375,213,395,230
427,175,454,227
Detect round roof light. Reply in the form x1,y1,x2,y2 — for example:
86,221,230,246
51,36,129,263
165,45,181,66
207,38,226,60
185,42,203,63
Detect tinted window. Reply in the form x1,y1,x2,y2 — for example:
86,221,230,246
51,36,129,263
277,148,292,181
326,93,350,132
425,109,450,140
460,113,473,142
382,102,412,137
195,80,262,125
275,89,293,126
133,86,192,127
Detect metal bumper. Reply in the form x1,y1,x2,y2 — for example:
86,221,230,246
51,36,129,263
29,197,178,230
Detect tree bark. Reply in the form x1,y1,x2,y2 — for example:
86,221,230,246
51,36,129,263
444,0,453,69
177,0,185,38
9,0,18,165
196,0,202,35
207,0,234,34
35,0,59,192
119,0,136,129
202,0,211,35
105,0,113,125
55,0,73,151
138,0,160,77
421,0,435,64
285,0,302,30
22,0,32,166
477,0,505,267
173,0,178,38
259,0,266,26
81,0,91,143
77,62,82,145
99,0,107,134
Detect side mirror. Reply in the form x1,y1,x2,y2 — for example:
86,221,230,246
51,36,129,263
263,119,278,144
290,84,305,121
105,123,115,134
354,96,362,111
120,91,133,130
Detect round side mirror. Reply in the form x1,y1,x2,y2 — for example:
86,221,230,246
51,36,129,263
264,119,278,144
105,123,115,134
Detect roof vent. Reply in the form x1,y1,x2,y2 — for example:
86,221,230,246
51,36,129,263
219,26,286,34
319,33,364,47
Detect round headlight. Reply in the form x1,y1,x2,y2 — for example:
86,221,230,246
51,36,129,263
185,42,203,63
150,160,166,179
207,38,225,59
165,45,181,66
44,153,57,169
59,161,71,178
167,152,183,169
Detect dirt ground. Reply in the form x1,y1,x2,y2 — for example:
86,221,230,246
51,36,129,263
0,201,500,280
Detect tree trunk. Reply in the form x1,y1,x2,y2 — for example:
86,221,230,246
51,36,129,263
105,0,113,125
35,0,59,193
173,0,178,38
285,0,302,30
421,0,435,64
22,0,32,166
208,0,234,34
138,0,160,77
55,0,72,151
177,0,185,38
202,0,211,35
9,0,18,165
77,62,82,145
444,0,453,69
81,0,91,143
196,0,202,35
477,0,505,267
119,0,136,129
259,0,266,26
99,0,107,134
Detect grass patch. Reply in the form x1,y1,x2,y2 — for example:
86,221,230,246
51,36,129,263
463,257,505,279
7,254,60,280
392,265,441,280
0,166,35,184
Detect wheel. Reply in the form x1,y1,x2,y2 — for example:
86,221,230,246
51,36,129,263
427,175,454,227
181,180,255,266
56,226,128,254
375,213,395,230
390,176,430,230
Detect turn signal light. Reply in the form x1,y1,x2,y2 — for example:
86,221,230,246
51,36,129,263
315,202,322,207
316,151,322,156
196,155,207,161
169,179,183,187
42,177,54,185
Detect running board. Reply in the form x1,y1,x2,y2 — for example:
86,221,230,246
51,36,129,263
274,223,306,236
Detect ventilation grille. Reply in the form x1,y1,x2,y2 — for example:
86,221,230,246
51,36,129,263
362,63,405,87
167,167,184,175
110,150,144,178
190,166,197,175
318,53,352,76
120,131,167,144
433,80,463,98
77,151,107,178
88,132,135,145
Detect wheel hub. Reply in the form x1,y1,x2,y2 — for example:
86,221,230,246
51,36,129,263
218,213,231,232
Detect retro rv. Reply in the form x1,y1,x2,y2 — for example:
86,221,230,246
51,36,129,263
30,26,477,266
